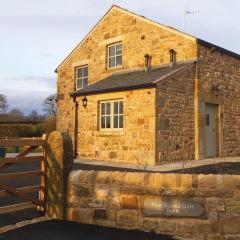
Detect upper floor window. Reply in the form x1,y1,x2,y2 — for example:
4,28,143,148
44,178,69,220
100,100,123,130
76,65,88,89
108,43,122,68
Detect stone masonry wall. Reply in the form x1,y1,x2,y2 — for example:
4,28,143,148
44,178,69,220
76,88,156,165
156,64,196,164
197,45,240,158
67,170,240,240
56,6,197,139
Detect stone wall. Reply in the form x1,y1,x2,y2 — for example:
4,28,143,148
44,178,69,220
197,44,240,159
156,64,196,164
67,171,240,240
76,88,156,165
56,6,197,138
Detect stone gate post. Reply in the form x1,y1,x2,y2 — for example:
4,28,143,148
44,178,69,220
45,131,73,219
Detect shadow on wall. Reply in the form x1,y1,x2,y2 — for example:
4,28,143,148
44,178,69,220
46,131,73,219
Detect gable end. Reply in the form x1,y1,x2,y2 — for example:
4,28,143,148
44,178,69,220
55,5,196,73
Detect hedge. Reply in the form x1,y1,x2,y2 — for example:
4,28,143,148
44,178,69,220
0,118,56,138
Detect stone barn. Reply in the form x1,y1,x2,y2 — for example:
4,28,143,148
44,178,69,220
56,5,240,165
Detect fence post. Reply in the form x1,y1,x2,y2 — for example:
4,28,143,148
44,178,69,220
45,131,73,219
38,134,47,212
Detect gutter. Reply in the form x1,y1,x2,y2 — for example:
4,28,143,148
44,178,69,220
69,82,156,97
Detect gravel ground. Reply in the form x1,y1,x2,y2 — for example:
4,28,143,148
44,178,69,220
0,220,173,240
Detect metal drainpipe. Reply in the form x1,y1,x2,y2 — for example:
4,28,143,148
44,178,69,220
73,96,79,158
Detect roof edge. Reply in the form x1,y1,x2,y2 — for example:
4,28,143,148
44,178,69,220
55,5,116,73
197,38,240,60
154,61,196,84
70,83,155,97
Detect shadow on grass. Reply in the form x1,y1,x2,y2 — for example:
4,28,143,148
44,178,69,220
0,220,173,240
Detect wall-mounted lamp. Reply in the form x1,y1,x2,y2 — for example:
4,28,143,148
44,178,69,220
82,96,88,108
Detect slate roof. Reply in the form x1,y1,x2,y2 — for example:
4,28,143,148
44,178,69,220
71,62,194,97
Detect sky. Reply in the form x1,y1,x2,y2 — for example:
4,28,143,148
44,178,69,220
0,0,239,114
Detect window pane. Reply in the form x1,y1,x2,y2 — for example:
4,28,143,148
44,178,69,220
114,102,118,114
83,78,88,88
119,115,123,128
106,102,111,115
109,57,115,68
101,103,105,115
114,116,118,128
77,79,82,89
77,68,83,78
116,55,122,66
109,46,115,57
101,116,105,128
119,101,123,114
106,116,111,128
116,44,122,55
83,67,88,77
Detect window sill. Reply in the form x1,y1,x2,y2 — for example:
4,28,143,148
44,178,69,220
104,66,124,74
96,131,125,137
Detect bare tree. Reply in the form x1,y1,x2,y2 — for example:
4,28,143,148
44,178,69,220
28,110,39,122
9,108,24,116
43,94,57,117
8,108,24,122
0,94,8,114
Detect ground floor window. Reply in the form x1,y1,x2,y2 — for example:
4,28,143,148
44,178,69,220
100,100,123,130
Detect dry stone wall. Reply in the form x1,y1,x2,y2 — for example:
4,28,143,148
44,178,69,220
67,171,240,240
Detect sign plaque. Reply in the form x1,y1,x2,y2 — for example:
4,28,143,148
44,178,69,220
141,196,205,218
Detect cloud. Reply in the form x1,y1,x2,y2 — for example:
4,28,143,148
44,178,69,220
0,15,86,32
0,75,56,114
5,90,52,114
0,75,56,92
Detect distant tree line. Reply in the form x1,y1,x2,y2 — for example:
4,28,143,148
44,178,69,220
0,94,57,137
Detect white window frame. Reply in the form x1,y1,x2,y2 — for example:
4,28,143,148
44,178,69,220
107,43,123,69
76,65,88,89
100,99,123,131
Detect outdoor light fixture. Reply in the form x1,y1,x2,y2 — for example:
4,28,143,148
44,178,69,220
82,96,88,108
